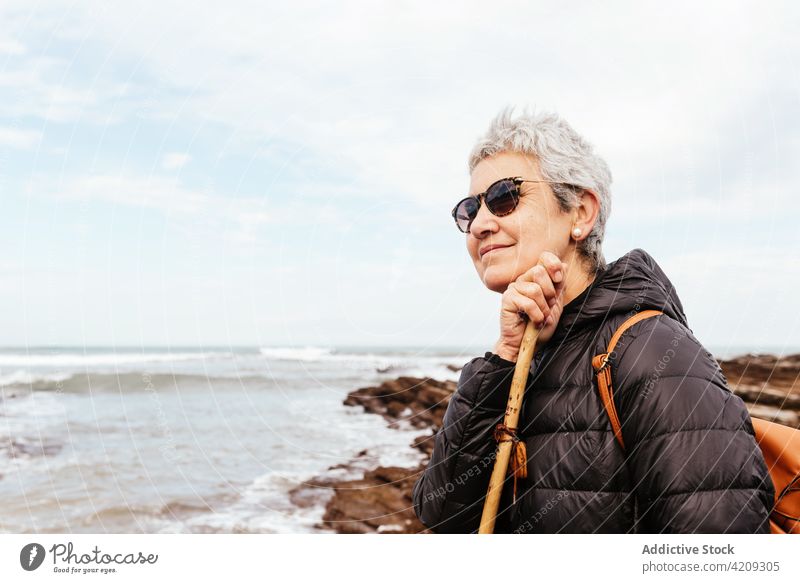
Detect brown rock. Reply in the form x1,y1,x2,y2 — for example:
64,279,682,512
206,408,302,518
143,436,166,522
719,353,800,428
291,376,457,534
344,376,455,430
318,464,431,534
719,353,800,392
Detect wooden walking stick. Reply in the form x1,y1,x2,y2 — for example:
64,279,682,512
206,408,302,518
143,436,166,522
478,319,539,534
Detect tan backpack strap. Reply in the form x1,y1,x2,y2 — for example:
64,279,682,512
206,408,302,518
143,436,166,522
592,310,664,451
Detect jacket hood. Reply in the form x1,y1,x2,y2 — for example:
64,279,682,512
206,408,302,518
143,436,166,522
550,248,689,344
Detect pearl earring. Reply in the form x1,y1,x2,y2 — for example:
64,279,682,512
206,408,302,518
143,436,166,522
572,227,582,239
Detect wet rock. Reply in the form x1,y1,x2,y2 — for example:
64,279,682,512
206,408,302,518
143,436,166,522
1,438,63,459
719,353,800,391
298,376,456,534
344,376,455,430
319,465,428,534
719,353,800,428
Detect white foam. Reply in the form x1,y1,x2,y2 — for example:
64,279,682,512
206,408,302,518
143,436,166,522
258,346,335,361
153,471,333,533
0,351,231,367
259,346,467,379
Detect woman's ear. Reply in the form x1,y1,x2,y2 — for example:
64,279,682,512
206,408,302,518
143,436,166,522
573,188,601,237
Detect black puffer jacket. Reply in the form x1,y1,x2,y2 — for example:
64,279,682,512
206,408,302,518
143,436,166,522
412,248,774,533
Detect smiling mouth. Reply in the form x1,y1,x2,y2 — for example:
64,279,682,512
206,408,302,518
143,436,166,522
481,245,511,258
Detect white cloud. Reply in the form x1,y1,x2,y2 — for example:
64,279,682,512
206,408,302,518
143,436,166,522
44,172,211,214
0,60,105,123
0,127,41,149
161,152,191,170
4,1,797,206
661,247,800,349
27,170,367,250
1,1,799,346
0,37,25,55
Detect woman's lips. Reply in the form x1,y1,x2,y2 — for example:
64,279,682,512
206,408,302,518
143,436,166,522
481,245,511,258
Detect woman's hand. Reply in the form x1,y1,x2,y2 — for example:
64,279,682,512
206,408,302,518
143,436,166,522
493,252,568,362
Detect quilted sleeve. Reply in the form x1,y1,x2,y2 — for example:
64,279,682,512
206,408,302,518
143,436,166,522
611,315,775,533
412,352,520,533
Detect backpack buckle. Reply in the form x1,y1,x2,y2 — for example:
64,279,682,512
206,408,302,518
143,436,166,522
592,352,611,372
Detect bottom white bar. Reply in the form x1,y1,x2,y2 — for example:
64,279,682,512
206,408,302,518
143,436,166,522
1,534,797,582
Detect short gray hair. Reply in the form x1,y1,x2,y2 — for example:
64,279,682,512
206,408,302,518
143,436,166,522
468,106,612,273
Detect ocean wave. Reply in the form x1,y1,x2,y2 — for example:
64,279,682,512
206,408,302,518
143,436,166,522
259,346,335,361
0,351,232,367
259,346,407,370
0,370,73,388
258,345,466,377
1,371,270,393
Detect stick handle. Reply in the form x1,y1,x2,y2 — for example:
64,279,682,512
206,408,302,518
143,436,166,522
478,320,539,534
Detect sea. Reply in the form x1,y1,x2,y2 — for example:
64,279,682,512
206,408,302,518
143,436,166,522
0,343,792,534
0,346,474,534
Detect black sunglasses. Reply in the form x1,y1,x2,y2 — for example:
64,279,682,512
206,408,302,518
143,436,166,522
451,176,576,233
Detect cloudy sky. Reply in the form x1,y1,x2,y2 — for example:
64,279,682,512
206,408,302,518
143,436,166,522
1,1,798,352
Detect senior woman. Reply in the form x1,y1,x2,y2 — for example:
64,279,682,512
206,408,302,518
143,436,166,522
411,107,775,534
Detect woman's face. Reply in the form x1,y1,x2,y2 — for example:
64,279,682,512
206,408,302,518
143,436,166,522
466,151,574,293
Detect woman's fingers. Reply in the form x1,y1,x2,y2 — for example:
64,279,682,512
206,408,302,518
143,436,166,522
544,296,564,326
512,281,553,318
540,251,565,285
516,251,562,281
496,252,571,359
517,254,567,291
513,252,568,311
507,289,547,327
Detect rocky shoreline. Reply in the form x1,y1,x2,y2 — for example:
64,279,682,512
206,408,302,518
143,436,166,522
289,352,800,534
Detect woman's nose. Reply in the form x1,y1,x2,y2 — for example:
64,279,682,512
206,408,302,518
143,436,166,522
468,200,499,238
